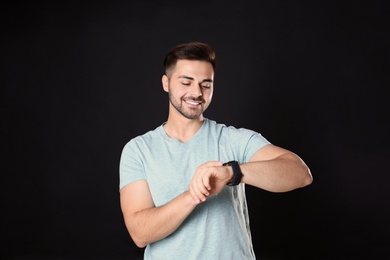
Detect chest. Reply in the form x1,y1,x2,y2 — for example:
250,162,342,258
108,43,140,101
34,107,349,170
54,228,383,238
141,137,234,206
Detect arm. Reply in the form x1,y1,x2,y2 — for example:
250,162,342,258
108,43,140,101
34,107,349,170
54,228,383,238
188,144,312,201
120,180,196,248
241,144,313,192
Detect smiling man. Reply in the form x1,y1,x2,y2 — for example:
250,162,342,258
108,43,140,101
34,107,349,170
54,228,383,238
164,59,213,122
119,41,313,259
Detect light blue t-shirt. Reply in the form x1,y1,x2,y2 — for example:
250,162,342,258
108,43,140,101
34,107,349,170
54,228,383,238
119,118,270,260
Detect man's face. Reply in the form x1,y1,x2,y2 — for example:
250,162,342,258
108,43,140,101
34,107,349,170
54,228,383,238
162,59,214,120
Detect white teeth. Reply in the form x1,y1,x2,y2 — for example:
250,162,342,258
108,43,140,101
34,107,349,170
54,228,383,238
185,101,200,105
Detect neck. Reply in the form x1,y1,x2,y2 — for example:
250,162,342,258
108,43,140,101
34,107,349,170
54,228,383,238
163,113,205,143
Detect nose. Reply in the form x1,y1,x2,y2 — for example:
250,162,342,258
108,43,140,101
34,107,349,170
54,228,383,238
190,84,202,98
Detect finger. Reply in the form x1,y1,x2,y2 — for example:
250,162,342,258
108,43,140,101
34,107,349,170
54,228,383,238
197,168,212,195
202,174,211,191
189,186,201,204
190,180,208,203
192,174,210,202
195,180,209,201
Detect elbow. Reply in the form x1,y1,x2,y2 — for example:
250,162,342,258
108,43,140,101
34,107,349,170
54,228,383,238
301,167,313,187
130,232,148,248
134,240,148,249
124,220,149,248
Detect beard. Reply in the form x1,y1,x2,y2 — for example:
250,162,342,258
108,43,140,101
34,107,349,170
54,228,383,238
168,91,208,120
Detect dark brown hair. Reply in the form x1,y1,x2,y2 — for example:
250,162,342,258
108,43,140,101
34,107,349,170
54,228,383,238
163,41,216,76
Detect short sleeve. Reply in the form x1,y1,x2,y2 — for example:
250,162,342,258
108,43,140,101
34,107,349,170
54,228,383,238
227,127,271,163
243,130,270,162
119,140,147,190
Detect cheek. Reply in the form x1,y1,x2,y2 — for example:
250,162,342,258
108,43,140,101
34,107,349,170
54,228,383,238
170,87,187,100
204,89,213,100
176,89,187,98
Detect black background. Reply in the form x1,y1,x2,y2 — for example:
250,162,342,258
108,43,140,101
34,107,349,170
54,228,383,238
2,1,390,259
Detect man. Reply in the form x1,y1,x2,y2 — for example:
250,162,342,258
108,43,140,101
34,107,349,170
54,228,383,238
119,41,312,259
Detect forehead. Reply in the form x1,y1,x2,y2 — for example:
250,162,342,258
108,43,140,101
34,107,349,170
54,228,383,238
171,60,214,79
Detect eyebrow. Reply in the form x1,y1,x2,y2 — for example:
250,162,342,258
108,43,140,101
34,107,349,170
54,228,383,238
178,75,213,83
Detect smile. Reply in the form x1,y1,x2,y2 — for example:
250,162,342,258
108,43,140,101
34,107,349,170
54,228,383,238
184,100,202,106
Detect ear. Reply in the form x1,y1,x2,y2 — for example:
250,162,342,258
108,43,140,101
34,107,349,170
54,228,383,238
162,75,169,93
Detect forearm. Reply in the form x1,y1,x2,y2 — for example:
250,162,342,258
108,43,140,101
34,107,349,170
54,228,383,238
240,153,312,192
125,191,196,248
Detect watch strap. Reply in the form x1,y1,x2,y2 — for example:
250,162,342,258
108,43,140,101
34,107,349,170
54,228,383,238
223,160,242,186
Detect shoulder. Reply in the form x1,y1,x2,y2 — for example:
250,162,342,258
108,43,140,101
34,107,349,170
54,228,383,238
121,125,164,155
205,118,270,146
128,125,162,143
204,118,229,132
205,118,257,136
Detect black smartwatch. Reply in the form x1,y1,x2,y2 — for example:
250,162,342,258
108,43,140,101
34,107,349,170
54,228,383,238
223,160,243,186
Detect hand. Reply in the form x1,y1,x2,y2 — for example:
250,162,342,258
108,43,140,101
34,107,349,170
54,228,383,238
188,161,233,204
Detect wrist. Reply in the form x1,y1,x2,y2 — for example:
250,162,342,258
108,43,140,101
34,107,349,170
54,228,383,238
223,160,243,186
185,190,202,207
226,165,234,184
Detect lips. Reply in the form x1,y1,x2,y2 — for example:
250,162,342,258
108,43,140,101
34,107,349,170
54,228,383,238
183,98,203,106
185,100,202,105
